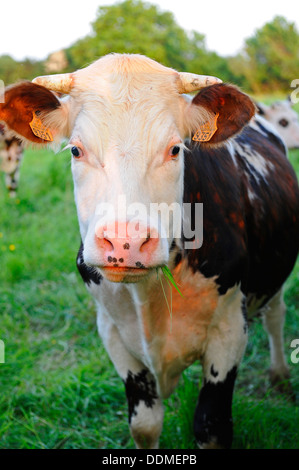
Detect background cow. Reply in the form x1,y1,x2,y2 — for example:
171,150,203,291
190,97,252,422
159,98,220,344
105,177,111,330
256,98,299,149
0,124,24,197
0,54,298,449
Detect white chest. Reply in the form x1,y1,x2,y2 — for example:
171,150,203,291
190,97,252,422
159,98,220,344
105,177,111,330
90,261,222,397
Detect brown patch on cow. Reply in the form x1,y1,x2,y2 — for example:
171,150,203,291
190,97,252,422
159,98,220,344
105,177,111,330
140,260,219,395
192,84,256,145
0,82,60,143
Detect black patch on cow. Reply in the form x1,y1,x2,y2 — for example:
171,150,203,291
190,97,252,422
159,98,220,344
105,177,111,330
194,366,237,448
182,123,299,300
174,252,182,267
210,364,219,378
4,136,23,149
123,243,130,250
76,241,102,286
170,240,176,251
119,258,124,263
169,240,182,267
255,119,286,154
108,256,113,263
183,142,248,295
124,369,158,424
236,125,299,301
241,297,248,333
256,103,265,116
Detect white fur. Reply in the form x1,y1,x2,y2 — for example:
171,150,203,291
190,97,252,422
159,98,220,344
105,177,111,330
257,100,299,149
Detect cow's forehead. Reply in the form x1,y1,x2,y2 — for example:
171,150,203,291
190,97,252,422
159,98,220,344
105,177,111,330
71,97,183,162
69,55,186,157
271,101,297,117
72,53,179,96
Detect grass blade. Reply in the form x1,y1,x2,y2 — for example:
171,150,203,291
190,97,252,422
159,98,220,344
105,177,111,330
161,265,184,297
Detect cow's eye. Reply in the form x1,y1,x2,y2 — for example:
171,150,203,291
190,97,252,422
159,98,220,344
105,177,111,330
71,146,83,158
279,118,289,128
169,145,181,158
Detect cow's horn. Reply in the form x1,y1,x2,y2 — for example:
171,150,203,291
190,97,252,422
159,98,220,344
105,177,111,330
177,72,222,93
32,73,74,94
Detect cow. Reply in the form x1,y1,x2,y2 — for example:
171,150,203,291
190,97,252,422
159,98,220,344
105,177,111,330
0,123,24,197
0,53,298,449
256,98,299,149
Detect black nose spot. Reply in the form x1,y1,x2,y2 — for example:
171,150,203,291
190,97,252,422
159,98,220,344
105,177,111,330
113,257,117,263
119,258,124,263
108,256,113,263
135,261,145,268
123,243,130,250
113,264,119,267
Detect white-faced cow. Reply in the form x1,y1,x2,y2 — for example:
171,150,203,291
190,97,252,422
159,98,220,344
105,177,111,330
0,54,298,449
257,98,299,149
0,123,24,196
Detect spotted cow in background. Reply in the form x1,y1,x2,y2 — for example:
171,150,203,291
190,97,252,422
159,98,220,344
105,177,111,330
0,124,24,197
257,98,299,149
0,54,298,449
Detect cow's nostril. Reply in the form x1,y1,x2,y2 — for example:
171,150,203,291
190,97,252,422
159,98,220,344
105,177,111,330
99,237,114,252
140,234,157,253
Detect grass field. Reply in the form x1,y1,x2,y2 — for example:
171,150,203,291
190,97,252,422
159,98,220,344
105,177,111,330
0,122,298,449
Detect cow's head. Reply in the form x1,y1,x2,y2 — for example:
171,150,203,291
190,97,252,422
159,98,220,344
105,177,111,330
257,99,299,149
0,54,255,283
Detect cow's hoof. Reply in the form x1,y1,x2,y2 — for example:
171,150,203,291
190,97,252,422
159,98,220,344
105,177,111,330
194,417,233,449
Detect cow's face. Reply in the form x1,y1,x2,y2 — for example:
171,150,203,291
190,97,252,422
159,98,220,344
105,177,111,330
257,100,299,149
0,54,255,283
69,58,191,282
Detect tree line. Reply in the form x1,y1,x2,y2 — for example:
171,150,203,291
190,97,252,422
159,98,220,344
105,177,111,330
1,0,298,94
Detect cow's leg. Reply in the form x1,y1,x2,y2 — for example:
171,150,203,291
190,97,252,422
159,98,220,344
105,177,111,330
194,287,248,449
5,170,19,198
262,289,291,392
97,309,164,449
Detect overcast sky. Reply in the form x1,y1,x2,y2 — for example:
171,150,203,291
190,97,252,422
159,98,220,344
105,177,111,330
1,0,299,60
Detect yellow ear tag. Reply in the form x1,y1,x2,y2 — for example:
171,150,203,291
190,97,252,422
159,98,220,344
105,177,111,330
29,112,53,142
192,112,219,142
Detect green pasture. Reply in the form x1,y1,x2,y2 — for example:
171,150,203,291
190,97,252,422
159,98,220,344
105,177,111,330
0,129,298,449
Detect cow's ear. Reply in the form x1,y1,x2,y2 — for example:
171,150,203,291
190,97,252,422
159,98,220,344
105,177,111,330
0,82,61,143
190,84,256,145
